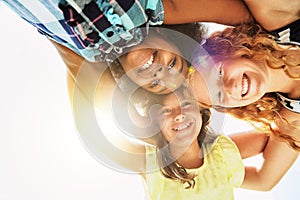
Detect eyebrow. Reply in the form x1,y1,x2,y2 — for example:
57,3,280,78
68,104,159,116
178,57,184,74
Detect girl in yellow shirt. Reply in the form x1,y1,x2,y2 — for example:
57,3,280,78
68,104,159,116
52,37,297,200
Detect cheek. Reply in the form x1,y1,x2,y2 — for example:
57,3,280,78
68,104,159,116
222,59,241,73
126,72,147,86
118,56,132,72
193,74,213,106
187,110,202,127
159,119,173,139
165,75,184,90
161,127,173,142
158,116,168,130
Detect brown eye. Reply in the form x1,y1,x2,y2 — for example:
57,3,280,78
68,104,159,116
168,57,176,71
218,91,224,104
217,65,223,80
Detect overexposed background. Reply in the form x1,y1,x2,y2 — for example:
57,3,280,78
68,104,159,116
0,3,299,200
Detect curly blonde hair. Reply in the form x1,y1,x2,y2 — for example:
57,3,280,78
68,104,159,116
202,23,300,150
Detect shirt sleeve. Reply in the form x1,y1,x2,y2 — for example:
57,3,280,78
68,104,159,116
218,135,245,188
58,0,165,62
2,0,164,62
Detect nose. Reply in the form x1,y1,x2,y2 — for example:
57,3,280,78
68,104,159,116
152,65,164,78
174,113,185,122
223,78,241,99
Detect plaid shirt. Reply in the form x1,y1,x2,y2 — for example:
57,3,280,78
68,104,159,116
2,0,164,62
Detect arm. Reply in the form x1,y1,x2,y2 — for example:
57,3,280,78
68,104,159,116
244,0,300,31
51,40,147,173
230,131,298,191
230,132,269,159
94,68,147,173
163,0,252,25
242,136,298,191
241,104,300,190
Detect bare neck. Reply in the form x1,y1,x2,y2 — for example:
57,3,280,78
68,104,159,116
173,140,203,169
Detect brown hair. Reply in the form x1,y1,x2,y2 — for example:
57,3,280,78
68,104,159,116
157,107,213,189
131,85,216,189
203,23,300,150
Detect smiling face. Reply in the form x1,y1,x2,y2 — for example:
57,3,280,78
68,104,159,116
118,33,189,94
192,55,269,108
156,91,202,148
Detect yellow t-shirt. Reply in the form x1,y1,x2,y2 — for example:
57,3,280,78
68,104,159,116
144,135,244,200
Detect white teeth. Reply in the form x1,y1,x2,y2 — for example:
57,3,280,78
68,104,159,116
140,54,154,70
174,122,191,131
241,74,249,96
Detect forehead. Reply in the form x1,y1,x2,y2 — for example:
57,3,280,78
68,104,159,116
131,33,173,51
162,91,187,106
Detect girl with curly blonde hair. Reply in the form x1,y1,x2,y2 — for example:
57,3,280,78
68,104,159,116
191,23,300,151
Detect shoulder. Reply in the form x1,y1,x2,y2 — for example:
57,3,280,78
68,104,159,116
203,135,242,167
206,135,244,186
212,135,239,153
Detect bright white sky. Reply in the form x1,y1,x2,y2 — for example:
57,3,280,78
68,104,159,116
0,2,299,200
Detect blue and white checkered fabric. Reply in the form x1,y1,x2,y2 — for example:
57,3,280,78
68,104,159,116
2,0,164,62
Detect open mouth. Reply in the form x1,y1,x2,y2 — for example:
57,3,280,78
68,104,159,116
241,74,249,97
137,51,157,73
172,122,192,131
